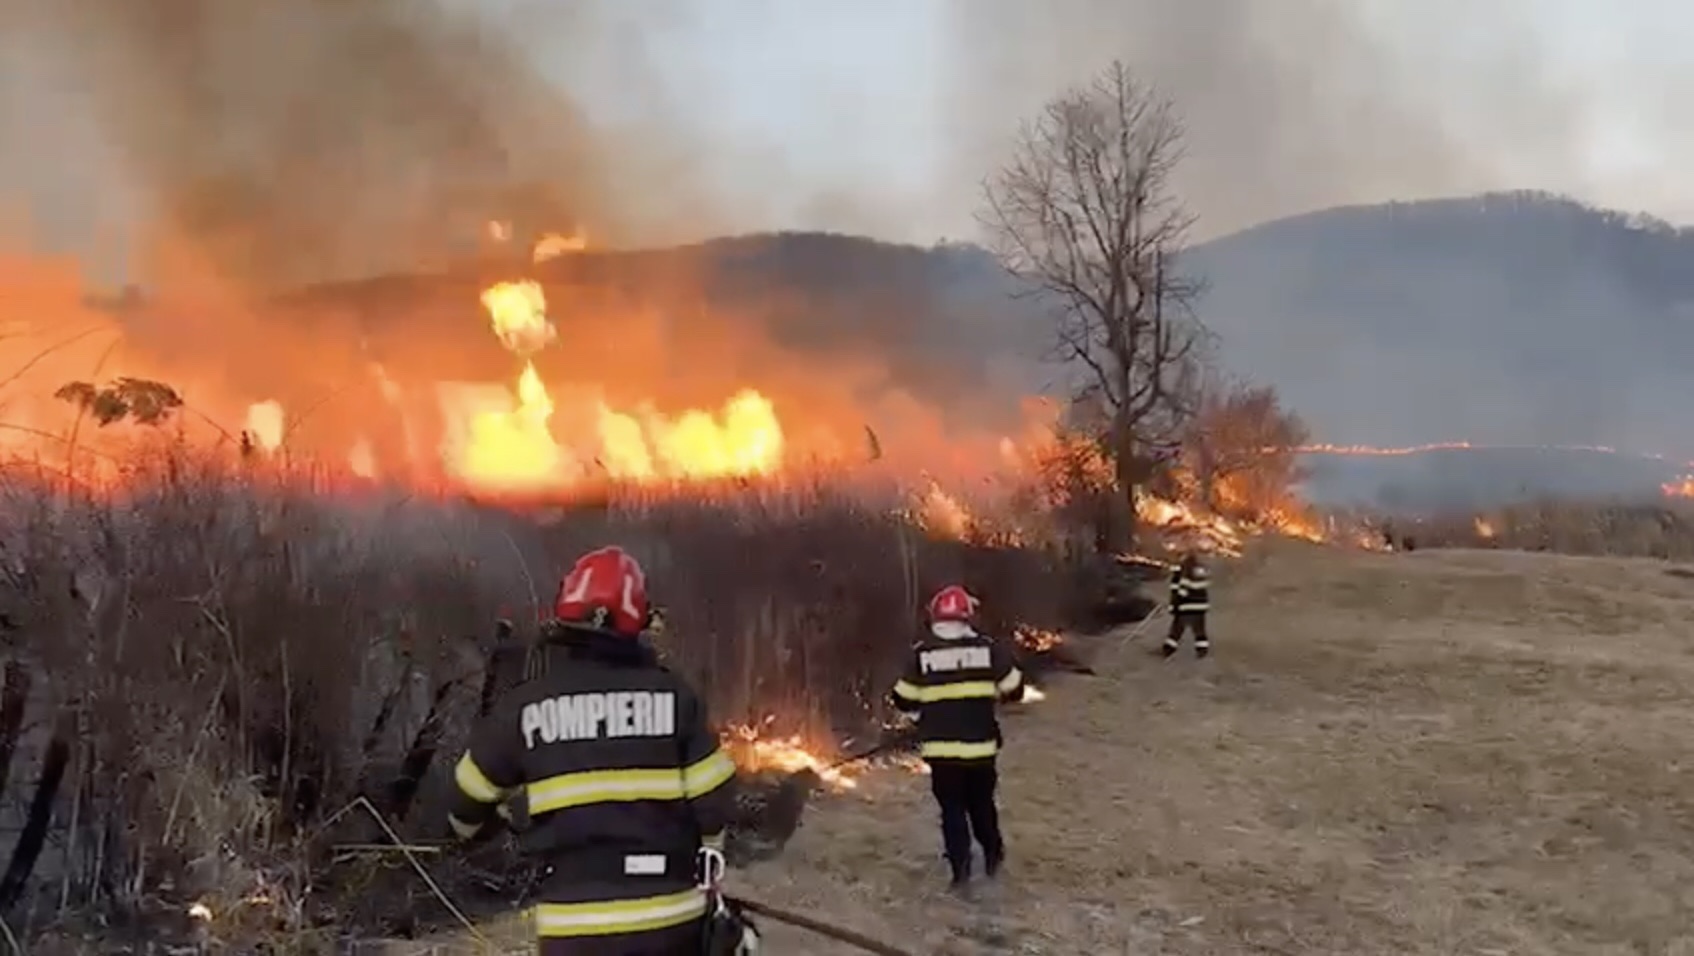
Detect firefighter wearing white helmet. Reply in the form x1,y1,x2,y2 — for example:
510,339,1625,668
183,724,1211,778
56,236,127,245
890,585,1024,895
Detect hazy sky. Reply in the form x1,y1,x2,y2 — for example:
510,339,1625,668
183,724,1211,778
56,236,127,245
7,0,1694,271
511,0,1694,243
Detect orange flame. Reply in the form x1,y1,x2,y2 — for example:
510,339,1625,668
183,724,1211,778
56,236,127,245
1297,441,1630,457
533,230,589,262
243,401,285,452
1012,625,1063,652
720,721,859,791
914,483,973,539
437,280,789,495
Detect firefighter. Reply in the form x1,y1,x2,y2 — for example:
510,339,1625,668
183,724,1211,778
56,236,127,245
447,546,754,955
891,585,1024,895
1163,547,1211,659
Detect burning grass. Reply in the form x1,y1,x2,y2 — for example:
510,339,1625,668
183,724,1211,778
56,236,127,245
0,440,1092,951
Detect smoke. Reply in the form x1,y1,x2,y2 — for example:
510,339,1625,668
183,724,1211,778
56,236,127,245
932,0,1645,240
9,0,1684,270
0,0,748,288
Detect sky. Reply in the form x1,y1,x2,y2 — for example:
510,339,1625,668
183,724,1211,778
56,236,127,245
504,0,1694,243
7,0,1694,278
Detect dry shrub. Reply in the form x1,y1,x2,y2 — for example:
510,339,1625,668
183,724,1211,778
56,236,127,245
0,442,1084,949
1176,378,1309,524
1405,498,1694,560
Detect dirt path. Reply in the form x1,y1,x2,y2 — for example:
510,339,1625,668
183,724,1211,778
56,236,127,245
421,542,1694,954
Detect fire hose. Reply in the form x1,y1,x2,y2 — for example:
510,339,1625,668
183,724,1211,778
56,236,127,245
1117,602,1167,647
822,733,909,773
728,894,914,956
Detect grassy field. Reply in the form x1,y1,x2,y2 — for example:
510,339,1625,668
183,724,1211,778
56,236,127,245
411,539,1694,954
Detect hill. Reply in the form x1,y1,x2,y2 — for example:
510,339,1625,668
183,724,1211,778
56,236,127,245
414,543,1694,954
1187,192,1694,456
251,232,1044,424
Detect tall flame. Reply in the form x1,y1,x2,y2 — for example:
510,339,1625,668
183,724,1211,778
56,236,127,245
456,281,565,489
441,280,789,495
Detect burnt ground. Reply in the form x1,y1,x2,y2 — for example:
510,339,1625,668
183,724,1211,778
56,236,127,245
392,541,1694,954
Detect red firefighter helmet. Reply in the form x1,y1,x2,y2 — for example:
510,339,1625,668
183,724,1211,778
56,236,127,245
553,546,650,637
926,585,979,623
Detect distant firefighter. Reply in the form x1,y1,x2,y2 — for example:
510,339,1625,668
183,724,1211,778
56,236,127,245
1162,550,1212,659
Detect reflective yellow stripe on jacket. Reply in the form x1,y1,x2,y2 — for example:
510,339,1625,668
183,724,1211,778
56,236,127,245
920,739,999,759
1172,572,1210,611
893,665,1023,705
455,753,513,804
532,888,708,938
527,749,736,814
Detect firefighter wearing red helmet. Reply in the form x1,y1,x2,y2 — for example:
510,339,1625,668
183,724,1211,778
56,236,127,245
447,546,752,955
890,584,1024,895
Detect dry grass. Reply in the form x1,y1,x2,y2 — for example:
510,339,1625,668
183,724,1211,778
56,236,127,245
1414,499,1694,560
0,443,1086,950
419,541,1694,954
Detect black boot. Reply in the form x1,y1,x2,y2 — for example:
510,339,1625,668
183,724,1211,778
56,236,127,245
1161,642,1178,658
947,856,973,896
983,848,1004,879
1196,645,1210,659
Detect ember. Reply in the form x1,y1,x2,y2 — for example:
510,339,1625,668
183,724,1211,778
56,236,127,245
1013,625,1064,652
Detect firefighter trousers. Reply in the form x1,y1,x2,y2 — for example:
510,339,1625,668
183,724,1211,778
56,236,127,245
928,758,1003,877
1163,611,1209,657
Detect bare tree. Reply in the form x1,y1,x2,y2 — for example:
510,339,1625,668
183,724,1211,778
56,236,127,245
982,60,1207,550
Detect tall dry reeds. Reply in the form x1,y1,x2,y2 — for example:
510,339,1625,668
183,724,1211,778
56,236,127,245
0,441,1083,949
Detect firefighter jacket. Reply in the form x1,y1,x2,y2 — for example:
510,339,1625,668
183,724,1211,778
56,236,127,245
1170,557,1211,614
449,627,738,943
890,622,1024,762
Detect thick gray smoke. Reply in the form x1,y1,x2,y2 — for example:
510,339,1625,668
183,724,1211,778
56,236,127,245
0,0,742,287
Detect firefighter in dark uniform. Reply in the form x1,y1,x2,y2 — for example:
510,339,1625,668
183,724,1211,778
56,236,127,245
448,546,752,955
1163,549,1211,659
891,585,1024,894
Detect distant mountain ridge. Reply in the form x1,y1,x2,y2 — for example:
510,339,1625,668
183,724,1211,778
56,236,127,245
1184,191,1694,458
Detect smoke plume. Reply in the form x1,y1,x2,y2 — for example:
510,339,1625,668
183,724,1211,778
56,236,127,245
1,0,745,288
